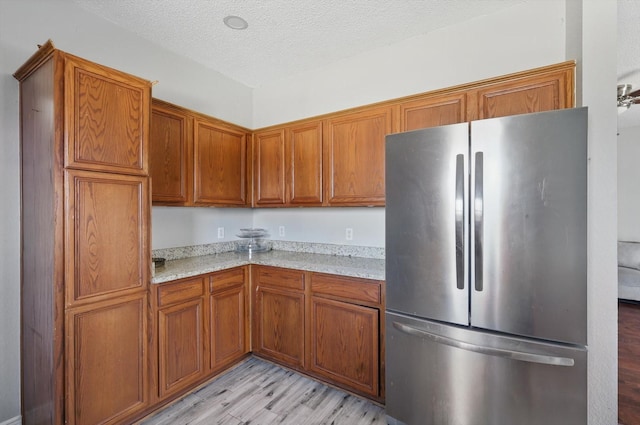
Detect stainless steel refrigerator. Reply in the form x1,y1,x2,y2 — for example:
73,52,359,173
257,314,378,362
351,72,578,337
385,107,588,425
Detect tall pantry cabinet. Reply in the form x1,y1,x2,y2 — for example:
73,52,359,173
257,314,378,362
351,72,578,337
14,41,152,425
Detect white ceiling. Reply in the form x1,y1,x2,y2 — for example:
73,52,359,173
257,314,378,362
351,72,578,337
70,0,527,88
71,0,640,128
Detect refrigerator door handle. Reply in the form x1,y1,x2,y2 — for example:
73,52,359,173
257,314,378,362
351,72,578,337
392,321,575,367
474,152,484,292
455,154,465,290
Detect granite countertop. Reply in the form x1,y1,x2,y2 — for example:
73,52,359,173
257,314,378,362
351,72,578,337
152,249,386,284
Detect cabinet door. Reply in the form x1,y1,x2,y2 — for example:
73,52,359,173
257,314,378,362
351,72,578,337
470,67,574,120
64,54,150,175
398,93,467,131
193,119,248,206
65,170,149,306
158,298,205,398
210,284,246,370
254,129,286,206
66,294,148,425
287,121,323,205
254,286,306,369
324,107,393,206
150,100,190,204
310,297,379,397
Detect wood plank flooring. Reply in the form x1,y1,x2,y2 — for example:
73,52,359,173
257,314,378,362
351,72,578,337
619,300,640,425
138,357,387,425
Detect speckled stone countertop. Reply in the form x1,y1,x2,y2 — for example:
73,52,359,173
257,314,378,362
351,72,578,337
152,249,386,284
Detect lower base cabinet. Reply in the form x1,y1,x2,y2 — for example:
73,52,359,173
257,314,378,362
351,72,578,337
252,265,385,401
66,293,149,425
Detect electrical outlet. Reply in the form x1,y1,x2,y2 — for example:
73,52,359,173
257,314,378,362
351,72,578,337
217,227,225,239
345,228,353,241
279,226,285,237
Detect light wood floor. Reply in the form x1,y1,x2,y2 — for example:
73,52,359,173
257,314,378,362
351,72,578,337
138,356,388,425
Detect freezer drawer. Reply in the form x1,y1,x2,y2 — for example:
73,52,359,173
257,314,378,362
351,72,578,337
385,311,587,425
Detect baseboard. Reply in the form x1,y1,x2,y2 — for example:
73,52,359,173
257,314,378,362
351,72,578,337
0,416,21,425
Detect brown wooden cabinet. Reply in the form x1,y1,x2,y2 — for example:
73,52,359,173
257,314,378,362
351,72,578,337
323,106,394,206
15,42,152,425
150,100,191,204
156,277,206,399
251,266,384,400
253,128,286,206
66,294,149,425
309,273,383,399
398,92,467,132
63,54,149,175
149,99,251,207
253,120,323,207
468,65,574,120
252,266,307,369
209,267,250,371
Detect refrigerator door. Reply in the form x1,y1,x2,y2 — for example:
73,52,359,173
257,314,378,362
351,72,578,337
386,311,587,425
386,123,469,325
470,108,587,345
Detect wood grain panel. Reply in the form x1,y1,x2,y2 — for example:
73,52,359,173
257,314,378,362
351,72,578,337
66,294,148,425
193,119,247,205
157,277,204,307
210,284,246,369
210,267,245,292
254,266,305,291
254,287,306,368
254,129,286,205
66,170,149,305
310,297,379,397
158,298,205,398
18,50,67,425
311,273,381,305
64,54,150,174
324,107,392,206
150,101,190,204
620,301,640,425
288,121,323,205
399,93,466,131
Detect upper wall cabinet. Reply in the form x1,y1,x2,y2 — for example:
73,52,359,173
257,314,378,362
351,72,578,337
253,120,323,207
467,63,574,120
323,107,394,207
149,99,251,207
193,118,249,206
397,92,467,132
150,100,191,204
65,55,150,175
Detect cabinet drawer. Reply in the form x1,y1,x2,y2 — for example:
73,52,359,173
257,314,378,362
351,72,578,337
210,267,245,292
157,277,204,307
255,266,305,291
311,273,381,305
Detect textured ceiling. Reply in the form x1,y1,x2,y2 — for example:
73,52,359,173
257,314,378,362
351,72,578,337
70,0,527,88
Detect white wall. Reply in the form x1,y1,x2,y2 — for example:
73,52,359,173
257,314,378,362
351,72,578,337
0,0,252,421
252,1,566,128
618,125,640,242
569,1,619,424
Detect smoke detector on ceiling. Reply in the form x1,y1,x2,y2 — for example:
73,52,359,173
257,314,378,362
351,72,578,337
223,15,248,30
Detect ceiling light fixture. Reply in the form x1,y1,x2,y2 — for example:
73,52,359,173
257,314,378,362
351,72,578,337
223,15,248,30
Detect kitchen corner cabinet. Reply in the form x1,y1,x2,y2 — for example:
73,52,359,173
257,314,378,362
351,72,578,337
15,41,152,425
252,266,307,369
253,120,323,207
324,106,394,206
252,265,385,400
149,99,251,207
